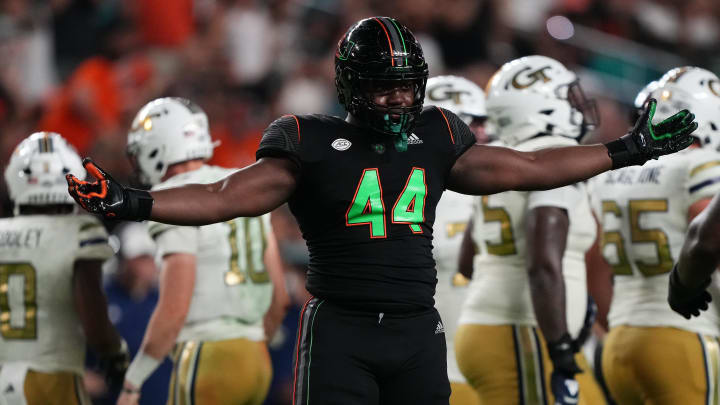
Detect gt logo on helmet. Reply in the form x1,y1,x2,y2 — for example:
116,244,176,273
511,66,553,89
427,84,471,105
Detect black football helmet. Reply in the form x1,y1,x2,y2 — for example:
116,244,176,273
335,17,429,149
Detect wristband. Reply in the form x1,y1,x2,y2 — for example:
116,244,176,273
125,188,154,221
604,134,645,169
124,351,161,389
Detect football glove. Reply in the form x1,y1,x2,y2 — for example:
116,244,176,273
66,158,153,221
99,339,130,389
605,98,697,169
668,264,712,319
547,333,582,405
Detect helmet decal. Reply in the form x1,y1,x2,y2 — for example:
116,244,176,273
427,84,472,105
510,66,553,89
708,79,720,97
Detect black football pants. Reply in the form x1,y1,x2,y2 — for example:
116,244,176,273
292,298,450,405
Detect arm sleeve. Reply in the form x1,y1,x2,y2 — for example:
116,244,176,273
117,222,155,259
256,115,301,168
153,225,199,256
76,217,114,261
687,156,720,205
527,184,583,211
436,107,477,160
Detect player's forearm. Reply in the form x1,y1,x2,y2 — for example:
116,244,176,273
139,304,186,359
514,144,611,191
457,218,475,279
73,264,122,355
529,266,569,343
150,160,297,225
678,225,720,290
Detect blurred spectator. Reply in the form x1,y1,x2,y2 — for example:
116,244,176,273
127,0,194,48
37,16,157,155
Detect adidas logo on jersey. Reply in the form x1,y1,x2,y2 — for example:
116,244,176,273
408,133,423,145
435,321,445,334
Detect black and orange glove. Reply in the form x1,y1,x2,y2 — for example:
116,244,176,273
605,98,697,169
66,158,153,221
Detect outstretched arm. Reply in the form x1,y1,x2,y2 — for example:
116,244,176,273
67,157,298,225
449,143,610,195
448,98,696,195
151,158,297,225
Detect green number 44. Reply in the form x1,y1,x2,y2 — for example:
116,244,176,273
345,168,427,238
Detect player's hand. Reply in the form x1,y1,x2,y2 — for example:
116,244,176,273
100,339,130,389
547,333,582,405
116,382,141,405
606,98,697,168
66,158,153,221
551,372,580,405
668,264,712,319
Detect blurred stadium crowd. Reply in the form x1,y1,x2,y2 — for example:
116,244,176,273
1,0,719,404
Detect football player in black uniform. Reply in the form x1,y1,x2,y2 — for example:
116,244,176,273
67,17,698,405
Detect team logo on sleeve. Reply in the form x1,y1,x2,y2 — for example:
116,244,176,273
332,138,352,151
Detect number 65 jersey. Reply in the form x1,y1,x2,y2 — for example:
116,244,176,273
256,107,476,311
148,165,273,343
0,214,113,374
590,147,720,335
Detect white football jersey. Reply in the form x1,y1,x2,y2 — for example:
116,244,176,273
0,214,113,374
148,165,273,342
590,147,720,335
459,136,596,338
433,189,473,383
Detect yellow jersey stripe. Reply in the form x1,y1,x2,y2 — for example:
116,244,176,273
691,161,720,178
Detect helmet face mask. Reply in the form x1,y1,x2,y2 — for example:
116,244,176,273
565,80,599,134
335,17,429,141
4,132,84,215
126,97,215,187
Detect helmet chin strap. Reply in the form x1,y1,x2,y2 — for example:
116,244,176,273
384,114,409,152
394,132,408,152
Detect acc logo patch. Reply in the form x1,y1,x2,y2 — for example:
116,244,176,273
332,138,352,151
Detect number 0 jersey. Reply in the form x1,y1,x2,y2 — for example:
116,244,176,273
0,214,113,374
256,107,476,311
459,136,596,337
149,165,273,342
590,147,720,335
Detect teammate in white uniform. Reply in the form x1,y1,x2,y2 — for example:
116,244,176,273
591,67,720,405
423,75,487,405
456,56,605,405
0,132,127,405
117,98,288,405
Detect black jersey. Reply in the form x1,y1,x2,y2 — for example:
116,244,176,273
256,106,475,311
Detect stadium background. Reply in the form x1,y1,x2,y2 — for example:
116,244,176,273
0,0,718,403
